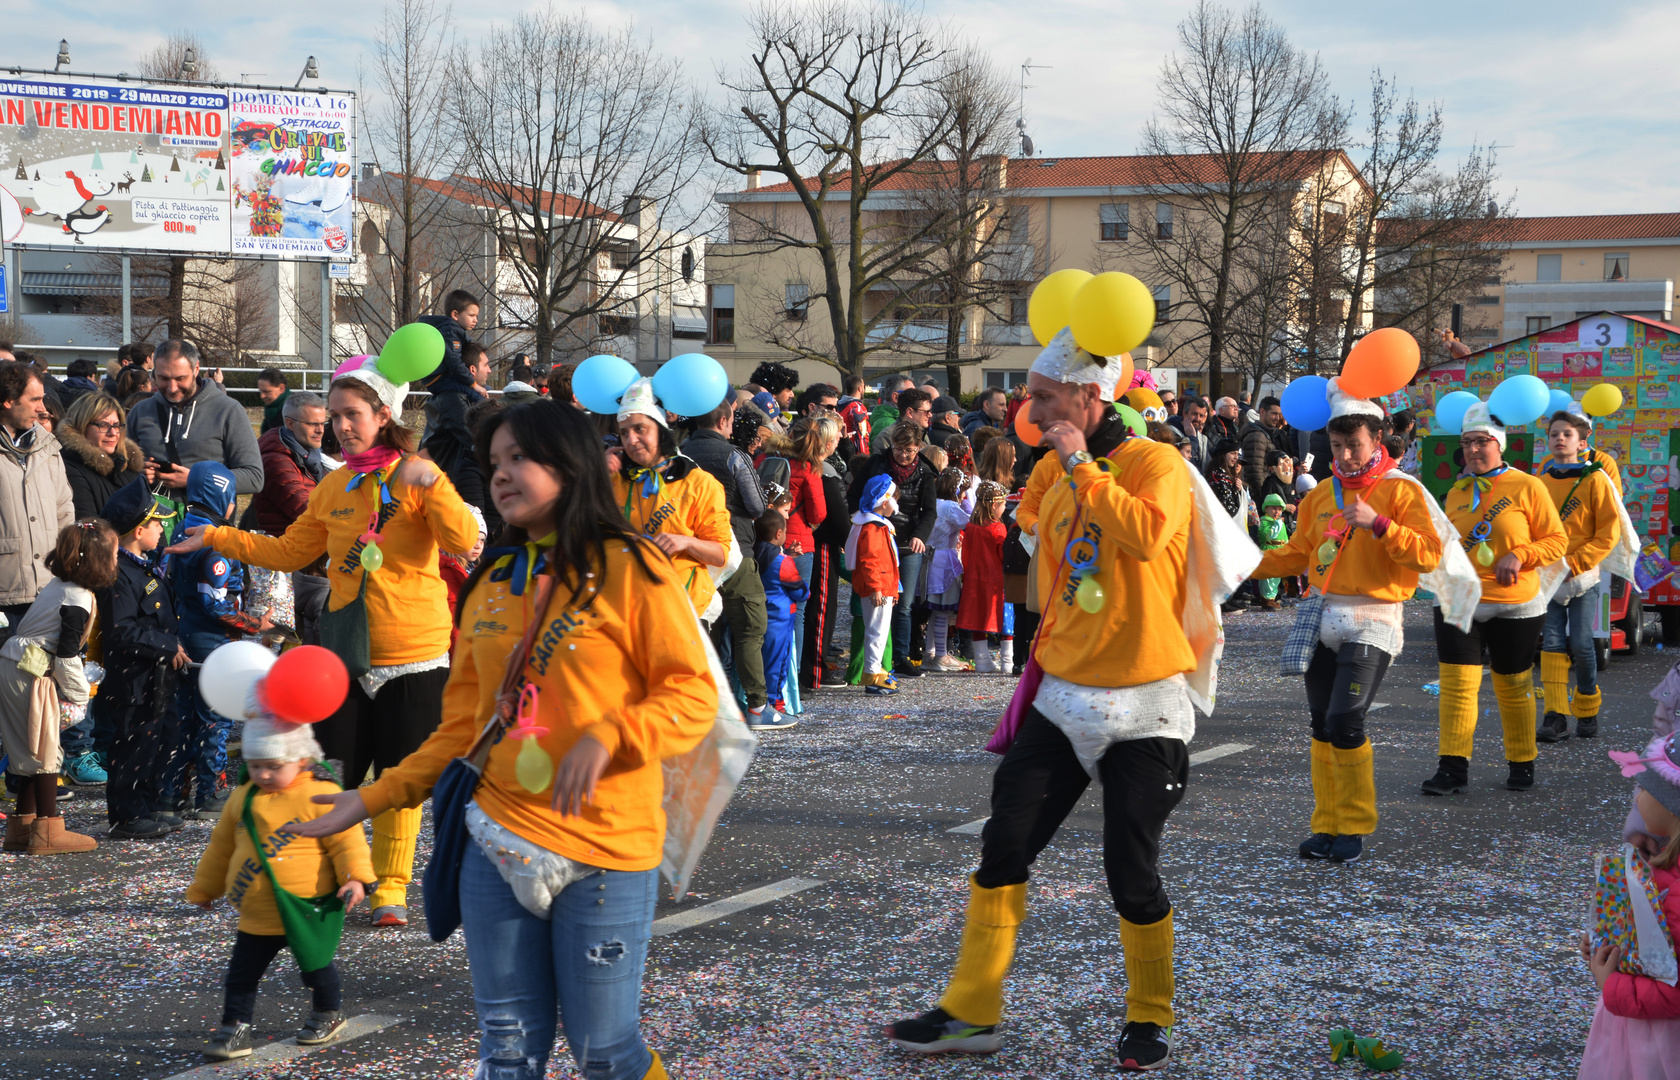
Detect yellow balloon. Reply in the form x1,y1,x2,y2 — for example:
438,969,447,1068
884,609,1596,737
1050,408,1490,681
1582,382,1623,418
1069,272,1156,357
1027,269,1093,346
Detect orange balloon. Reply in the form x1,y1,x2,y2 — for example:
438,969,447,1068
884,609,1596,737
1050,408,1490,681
1117,353,1134,393
1340,328,1420,398
1015,408,1043,446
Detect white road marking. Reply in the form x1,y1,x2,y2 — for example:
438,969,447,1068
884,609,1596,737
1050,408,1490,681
1187,741,1253,766
1370,702,1391,712
164,1014,401,1079
652,877,824,937
950,743,1257,836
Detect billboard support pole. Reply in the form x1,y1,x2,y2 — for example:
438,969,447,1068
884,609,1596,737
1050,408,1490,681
320,261,331,391
120,256,132,343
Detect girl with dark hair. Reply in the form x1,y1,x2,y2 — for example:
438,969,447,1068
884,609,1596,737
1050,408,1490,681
0,519,118,855
166,370,478,927
291,398,716,1080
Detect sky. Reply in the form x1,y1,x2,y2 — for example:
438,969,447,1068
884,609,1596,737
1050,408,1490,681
4,0,1677,217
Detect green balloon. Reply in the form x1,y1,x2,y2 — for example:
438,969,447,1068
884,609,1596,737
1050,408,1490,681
378,322,446,384
360,542,385,572
1117,403,1148,437
1075,576,1105,613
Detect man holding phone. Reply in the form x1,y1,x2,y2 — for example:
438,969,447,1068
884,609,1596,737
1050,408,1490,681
128,340,263,496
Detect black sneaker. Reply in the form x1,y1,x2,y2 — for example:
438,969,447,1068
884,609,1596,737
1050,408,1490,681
109,817,170,840
1576,715,1599,739
885,1007,1001,1054
1328,835,1363,863
892,664,925,680
1298,833,1334,859
1537,712,1571,743
1420,755,1469,796
1117,1021,1174,1071
204,1021,253,1060
150,811,187,832
297,1009,346,1046
190,791,229,820
818,673,850,688
1505,760,1535,791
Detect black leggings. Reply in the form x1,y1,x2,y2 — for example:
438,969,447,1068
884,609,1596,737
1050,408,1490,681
317,666,450,786
976,708,1188,925
1304,643,1391,749
1433,608,1545,674
223,931,340,1025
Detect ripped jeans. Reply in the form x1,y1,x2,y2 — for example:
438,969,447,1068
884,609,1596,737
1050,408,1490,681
459,843,658,1080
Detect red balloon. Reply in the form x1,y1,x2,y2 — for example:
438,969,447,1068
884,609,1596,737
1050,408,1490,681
262,645,350,724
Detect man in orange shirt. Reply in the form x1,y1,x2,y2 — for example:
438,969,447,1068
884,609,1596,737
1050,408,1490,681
888,329,1206,1072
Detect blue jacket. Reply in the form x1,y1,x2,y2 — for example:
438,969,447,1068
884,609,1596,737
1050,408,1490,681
416,314,478,397
170,463,260,639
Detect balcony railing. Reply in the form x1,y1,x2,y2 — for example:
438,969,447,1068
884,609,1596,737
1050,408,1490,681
864,320,968,346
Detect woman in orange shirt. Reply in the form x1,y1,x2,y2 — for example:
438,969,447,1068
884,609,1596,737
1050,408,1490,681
291,399,715,1080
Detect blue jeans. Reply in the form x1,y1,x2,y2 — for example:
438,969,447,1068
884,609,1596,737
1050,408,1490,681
166,631,235,806
1543,593,1598,696
892,550,924,668
60,713,95,758
459,843,658,1080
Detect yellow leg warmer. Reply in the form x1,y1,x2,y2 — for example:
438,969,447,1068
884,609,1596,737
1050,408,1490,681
1540,652,1572,716
1309,739,1338,835
1493,671,1537,763
1437,663,1482,760
938,876,1027,1027
1571,686,1602,720
643,1051,668,1080
1120,911,1175,1027
1330,741,1378,836
370,806,423,910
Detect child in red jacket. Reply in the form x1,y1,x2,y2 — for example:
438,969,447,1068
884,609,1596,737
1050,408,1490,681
1580,731,1680,1078
847,474,900,696
956,483,1009,674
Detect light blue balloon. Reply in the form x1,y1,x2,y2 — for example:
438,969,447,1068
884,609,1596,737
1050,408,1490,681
1434,390,1479,435
1280,375,1331,431
653,352,729,418
1547,388,1573,419
1488,373,1551,428
572,354,639,415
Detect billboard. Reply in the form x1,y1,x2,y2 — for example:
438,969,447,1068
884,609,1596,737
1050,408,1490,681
0,73,353,259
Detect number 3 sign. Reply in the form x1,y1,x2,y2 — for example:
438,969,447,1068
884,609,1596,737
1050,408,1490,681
1579,315,1627,350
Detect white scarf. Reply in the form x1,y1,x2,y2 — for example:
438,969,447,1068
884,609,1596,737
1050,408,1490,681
844,503,898,573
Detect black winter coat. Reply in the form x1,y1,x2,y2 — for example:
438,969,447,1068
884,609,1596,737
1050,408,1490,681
93,552,181,733
846,451,937,551
59,427,145,520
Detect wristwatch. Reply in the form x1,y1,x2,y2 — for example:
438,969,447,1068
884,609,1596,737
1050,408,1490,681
1063,450,1094,470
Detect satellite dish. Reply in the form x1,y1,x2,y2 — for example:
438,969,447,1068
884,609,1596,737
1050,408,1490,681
1020,133,1034,157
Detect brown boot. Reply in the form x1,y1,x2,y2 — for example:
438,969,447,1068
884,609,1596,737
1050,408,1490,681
27,816,98,854
3,813,35,852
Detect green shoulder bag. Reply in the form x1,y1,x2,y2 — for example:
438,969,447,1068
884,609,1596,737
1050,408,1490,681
240,786,345,973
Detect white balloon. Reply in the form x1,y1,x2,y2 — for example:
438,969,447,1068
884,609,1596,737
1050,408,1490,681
199,640,276,720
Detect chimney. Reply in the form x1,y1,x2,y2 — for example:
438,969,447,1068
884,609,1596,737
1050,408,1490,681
360,162,380,181
745,168,761,191
983,154,1007,191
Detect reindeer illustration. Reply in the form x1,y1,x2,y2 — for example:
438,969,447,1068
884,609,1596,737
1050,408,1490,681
115,172,136,194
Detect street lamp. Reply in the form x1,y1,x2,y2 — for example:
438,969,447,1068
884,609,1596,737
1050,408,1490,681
53,40,70,72
294,56,319,88
180,48,197,79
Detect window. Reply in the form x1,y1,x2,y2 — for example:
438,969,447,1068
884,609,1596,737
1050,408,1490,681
333,286,364,325
608,245,634,271
709,284,734,345
1324,200,1346,216
1605,253,1630,281
1536,254,1562,282
1482,276,1503,287
1009,297,1030,325
985,370,1030,390
1526,316,1552,335
1473,295,1501,306
1155,203,1173,239
784,282,809,320
1009,210,1030,246
1099,203,1129,242
1152,285,1171,322
599,314,633,337
681,247,695,282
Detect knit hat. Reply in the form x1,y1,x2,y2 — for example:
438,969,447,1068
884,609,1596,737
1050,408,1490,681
333,355,409,419
1460,402,1507,450
241,713,324,764
616,377,669,429
1326,376,1385,420
1611,733,1680,820
1029,327,1128,402
1262,493,1286,509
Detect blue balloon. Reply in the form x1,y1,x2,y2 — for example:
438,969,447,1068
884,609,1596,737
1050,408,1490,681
1280,376,1331,431
572,354,639,415
653,352,730,418
1488,373,1551,428
1547,388,1573,419
1434,390,1480,435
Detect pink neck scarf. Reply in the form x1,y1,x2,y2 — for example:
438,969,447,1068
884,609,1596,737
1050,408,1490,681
342,445,402,475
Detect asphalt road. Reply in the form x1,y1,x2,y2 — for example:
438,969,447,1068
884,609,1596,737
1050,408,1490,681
0,599,1662,1079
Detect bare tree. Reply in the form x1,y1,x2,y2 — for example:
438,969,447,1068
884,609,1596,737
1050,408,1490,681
449,7,709,365
1137,0,1333,398
708,1,973,380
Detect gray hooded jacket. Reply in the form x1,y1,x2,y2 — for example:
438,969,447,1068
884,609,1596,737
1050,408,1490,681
129,377,264,495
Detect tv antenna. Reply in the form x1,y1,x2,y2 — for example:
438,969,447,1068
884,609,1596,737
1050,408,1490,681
1017,58,1051,157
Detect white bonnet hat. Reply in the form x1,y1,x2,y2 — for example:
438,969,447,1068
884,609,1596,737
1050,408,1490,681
1029,328,1127,402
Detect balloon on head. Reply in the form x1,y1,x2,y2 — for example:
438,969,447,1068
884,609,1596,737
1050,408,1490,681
1546,388,1574,418
571,354,639,415
1433,390,1480,435
1339,328,1420,397
334,354,372,380
652,353,730,418
376,322,445,385
1027,269,1093,346
1582,383,1623,418
1069,272,1155,357
1487,373,1550,427
1116,403,1148,438
1280,376,1332,431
